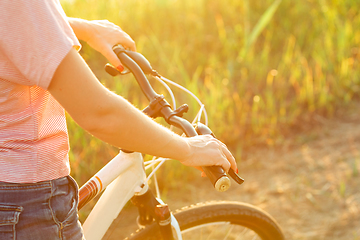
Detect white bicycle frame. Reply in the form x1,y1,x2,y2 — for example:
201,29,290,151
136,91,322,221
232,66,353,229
80,150,182,240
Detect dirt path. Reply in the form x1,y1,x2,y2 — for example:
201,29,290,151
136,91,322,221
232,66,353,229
104,112,360,240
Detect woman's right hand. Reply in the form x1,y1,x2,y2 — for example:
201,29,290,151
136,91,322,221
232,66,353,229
179,135,238,175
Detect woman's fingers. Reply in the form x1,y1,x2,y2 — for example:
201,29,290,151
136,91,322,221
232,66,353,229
215,139,237,172
83,20,136,67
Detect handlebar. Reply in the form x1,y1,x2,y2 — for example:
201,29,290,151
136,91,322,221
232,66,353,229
113,53,158,101
108,45,244,192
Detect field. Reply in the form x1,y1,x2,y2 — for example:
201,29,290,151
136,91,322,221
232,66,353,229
60,0,360,238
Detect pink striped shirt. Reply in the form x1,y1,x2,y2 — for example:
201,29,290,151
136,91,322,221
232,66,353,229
0,0,80,183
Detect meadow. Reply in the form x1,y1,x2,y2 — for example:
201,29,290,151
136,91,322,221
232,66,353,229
60,0,360,190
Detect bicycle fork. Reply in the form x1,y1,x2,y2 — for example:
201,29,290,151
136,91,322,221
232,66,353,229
132,188,182,240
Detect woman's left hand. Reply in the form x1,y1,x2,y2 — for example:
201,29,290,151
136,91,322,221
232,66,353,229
69,18,136,70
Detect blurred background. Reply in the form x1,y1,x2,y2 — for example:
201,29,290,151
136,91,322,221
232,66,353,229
61,0,360,239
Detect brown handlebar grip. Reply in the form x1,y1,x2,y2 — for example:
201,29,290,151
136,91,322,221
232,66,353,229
202,166,231,192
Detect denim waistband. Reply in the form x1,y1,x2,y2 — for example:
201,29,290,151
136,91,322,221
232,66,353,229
0,176,70,190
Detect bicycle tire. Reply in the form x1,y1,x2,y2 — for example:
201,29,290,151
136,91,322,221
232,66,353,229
124,201,285,240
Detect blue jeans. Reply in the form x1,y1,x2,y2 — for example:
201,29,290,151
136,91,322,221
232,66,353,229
0,176,85,240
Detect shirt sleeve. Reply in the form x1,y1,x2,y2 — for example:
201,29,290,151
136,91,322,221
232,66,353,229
0,0,81,89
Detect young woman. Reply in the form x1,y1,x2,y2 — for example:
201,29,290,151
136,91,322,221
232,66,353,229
0,0,237,239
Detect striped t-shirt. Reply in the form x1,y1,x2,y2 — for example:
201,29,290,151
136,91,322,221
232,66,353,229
0,0,80,183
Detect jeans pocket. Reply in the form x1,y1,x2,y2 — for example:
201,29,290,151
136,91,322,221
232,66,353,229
0,204,23,240
63,195,78,225
62,176,79,226
50,176,79,224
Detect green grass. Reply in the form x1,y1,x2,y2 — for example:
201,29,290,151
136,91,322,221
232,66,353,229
60,0,360,186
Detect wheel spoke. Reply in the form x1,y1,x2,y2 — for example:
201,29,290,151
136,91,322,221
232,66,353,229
224,225,234,240
181,222,262,240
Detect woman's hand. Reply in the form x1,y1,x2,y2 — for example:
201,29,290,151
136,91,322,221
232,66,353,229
179,135,238,176
68,18,136,71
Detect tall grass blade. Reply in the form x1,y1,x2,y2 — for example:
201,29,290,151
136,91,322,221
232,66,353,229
240,0,282,59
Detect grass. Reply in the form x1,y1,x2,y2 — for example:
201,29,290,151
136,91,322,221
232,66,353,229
60,0,360,188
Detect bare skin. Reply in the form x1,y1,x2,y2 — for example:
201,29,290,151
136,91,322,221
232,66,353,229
50,18,238,173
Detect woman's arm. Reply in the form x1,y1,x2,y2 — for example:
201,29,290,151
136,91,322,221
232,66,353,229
64,18,237,172
48,48,237,173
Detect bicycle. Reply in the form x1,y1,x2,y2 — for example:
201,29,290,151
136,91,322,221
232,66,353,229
77,45,285,240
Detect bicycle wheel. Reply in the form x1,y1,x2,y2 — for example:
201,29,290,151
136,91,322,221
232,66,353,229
124,201,285,240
